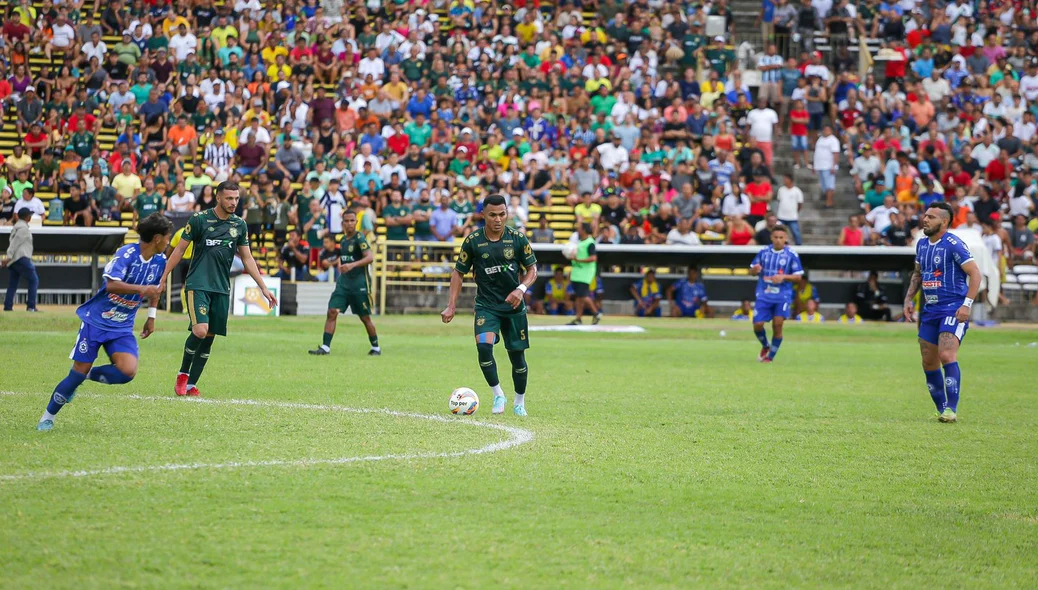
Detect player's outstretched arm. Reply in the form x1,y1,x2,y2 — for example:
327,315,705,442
160,238,191,287
238,245,278,309
903,262,921,323
441,269,464,324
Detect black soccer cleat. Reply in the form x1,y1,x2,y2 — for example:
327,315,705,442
308,347,329,355
368,349,382,356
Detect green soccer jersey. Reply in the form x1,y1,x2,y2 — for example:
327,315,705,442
454,227,537,314
383,204,411,241
135,192,164,218
412,202,435,238
183,209,249,294
337,232,371,290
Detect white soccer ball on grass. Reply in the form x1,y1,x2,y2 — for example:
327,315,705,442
449,388,480,415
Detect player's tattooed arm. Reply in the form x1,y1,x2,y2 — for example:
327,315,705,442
903,262,921,322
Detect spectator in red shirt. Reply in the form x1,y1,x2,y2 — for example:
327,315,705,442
941,161,972,192
23,123,50,158
2,13,30,45
985,150,1013,183
386,122,410,156
884,40,908,81
745,174,773,227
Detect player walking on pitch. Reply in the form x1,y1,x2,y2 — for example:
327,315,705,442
309,208,381,356
749,225,803,363
442,194,538,416
161,181,277,397
903,202,981,422
37,213,173,431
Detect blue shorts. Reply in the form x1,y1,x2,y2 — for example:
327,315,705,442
754,299,791,323
69,322,138,364
818,170,836,192
918,313,969,346
635,301,662,317
791,135,808,151
675,302,700,317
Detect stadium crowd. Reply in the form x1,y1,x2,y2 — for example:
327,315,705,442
0,0,1035,300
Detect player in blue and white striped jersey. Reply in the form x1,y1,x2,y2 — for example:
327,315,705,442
903,202,982,423
36,213,174,431
749,225,803,363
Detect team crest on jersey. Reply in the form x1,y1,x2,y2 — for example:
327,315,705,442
146,272,156,283
476,317,486,326
229,227,238,238
482,253,490,259
347,245,354,254
779,256,787,265
78,339,88,354
503,247,514,260
933,253,942,264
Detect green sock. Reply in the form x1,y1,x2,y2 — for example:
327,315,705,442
323,331,333,348
187,337,215,387
180,334,203,374
507,350,528,395
369,334,379,349
476,343,499,387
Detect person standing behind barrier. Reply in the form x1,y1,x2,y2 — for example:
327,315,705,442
568,223,603,326
3,208,39,312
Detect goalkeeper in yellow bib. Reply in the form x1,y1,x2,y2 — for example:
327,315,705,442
441,194,537,416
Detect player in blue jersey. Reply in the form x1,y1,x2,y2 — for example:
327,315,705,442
749,226,803,363
668,267,713,318
903,202,981,423
36,213,173,431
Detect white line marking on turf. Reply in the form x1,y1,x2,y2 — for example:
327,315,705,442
0,392,534,482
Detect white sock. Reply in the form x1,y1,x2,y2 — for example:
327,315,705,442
320,344,330,352
491,384,505,398
514,393,525,406
40,411,55,422
371,346,381,352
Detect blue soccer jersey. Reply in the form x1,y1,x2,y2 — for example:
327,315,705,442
752,246,804,303
916,234,972,319
673,279,708,314
77,243,167,331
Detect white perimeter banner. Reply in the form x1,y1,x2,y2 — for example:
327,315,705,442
232,276,281,317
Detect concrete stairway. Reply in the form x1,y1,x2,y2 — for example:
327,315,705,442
771,143,862,245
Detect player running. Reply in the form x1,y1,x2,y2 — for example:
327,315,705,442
441,194,537,416
161,181,277,397
749,225,803,363
309,208,381,356
903,202,981,423
37,213,173,431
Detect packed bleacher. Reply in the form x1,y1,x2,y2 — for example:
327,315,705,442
0,0,1035,300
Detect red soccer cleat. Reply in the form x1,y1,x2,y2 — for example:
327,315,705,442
758,347,770,362
175,373,189,396
186,386,201,397
761,357,774,364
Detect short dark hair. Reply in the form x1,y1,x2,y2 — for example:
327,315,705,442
216,181,240,195
772,224,788,235
342,207,358,218
482,194,507,208
16,208,32,221
927,202,954,223
138,213,173,243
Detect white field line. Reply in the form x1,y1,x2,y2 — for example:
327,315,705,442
0,392,534,482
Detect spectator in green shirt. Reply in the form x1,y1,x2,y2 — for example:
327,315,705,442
134,178,165,225
382,190,413,259
404,114,432,148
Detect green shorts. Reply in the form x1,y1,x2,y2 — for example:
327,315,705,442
474,307,529,351
328,282,372,316
187,290,230,336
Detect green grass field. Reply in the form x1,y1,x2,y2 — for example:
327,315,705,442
2,311,1037,588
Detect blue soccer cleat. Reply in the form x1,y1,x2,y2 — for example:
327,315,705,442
492,394,507,414
513,405,528,417
36,419,54,432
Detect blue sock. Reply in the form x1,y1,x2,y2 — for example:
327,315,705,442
46,370,87,415
924,369,946,412
768,337,783,359
87,365,134,385
943,362,961,412
754,329,769,348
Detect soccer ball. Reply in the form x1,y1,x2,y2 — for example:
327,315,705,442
449,388,479,415
562,242,578,260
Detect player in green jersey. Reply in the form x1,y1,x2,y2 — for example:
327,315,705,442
442,194,538,416
309,208,381,356
161,181,277,397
